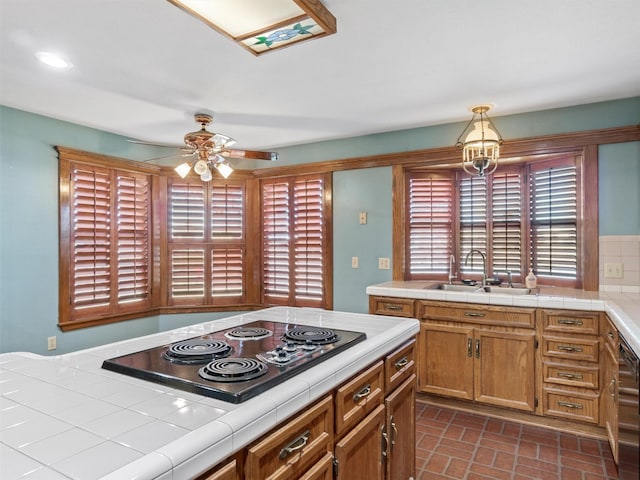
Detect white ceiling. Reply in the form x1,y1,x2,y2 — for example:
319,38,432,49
1,0,639,155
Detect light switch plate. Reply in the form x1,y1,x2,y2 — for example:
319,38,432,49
351,256,359,268
378,257,390,270
604,263,623,278
358,212,367,225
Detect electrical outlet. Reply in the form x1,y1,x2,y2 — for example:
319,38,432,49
351,256,359,268
358,212,367,225
378,257,390,270
47,336,57,351
604,263,624,278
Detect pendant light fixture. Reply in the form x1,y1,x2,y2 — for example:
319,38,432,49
455,105,504,177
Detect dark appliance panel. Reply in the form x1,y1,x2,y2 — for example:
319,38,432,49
102,320,366,404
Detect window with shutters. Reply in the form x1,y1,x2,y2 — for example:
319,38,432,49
405,154,584,288
60,160,151,324
261,173,331,308
167,178,246,305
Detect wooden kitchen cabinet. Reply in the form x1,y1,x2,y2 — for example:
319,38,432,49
197,458,240,480
418,301,536,412
540,309,602,424
245,395,333,480
384,374,416,480
334,404,385,480
602,316,619,463
368,296,415,318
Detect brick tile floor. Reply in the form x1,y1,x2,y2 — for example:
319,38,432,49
415,402,618,479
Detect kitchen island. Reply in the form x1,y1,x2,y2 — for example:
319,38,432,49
0,307,419,480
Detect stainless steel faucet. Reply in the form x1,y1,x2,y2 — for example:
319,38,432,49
464,250,487,286
448,254,456,284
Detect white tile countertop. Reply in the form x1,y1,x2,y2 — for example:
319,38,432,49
367,281,640,357
0,307,419,480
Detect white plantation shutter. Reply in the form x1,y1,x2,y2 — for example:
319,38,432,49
529,160,578,279
69,164,150,318
491,170,522,275
459,175,487,275
262,175,328,307
407,173,454,276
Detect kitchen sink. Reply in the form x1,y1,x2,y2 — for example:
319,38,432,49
429,283,535,295
479,286,534,295
430,283,483,292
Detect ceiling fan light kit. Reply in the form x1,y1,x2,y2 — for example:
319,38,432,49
136,112,278,181
455,105,504,177
167,0,337,55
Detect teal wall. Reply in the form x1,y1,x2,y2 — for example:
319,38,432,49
599,142,640,235
1,98,639,354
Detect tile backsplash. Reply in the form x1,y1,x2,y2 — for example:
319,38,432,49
599,235,640,293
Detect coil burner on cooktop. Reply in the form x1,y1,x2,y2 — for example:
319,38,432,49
102,320,366,403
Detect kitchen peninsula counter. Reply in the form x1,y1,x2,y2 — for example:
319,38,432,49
0,307,419,480
367,281,640,357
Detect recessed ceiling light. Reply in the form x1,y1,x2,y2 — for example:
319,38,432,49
36,52,73,69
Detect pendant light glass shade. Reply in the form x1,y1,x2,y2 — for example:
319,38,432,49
175,162,192,178
455,105,503,177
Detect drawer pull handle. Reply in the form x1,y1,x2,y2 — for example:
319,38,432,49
607,332,614,339
384,304,403,311
353,384,372,402
279,429,311,459
467,338,473,358
609,378,616,398
558,372,584,380
464,312,486,318
557,401,583,410
394,357,409,369
475,339,480,359
557,345,583,353
558,319,583,326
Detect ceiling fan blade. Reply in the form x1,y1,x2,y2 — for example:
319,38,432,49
221,149,278,161
140,151,196,163
127,139,190,150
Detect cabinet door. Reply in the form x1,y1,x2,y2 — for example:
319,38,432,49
602,341,619,463
334,404,385,480
419,323,474,400
385,374,416,480
474,329,536,412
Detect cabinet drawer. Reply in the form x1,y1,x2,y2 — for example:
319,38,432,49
335,361,384,438
542,336,599,363
418,301,535,328
370,297,414,317
543,362,599,390
385,339,416,395
541,310,600,335
245,395,333,480
543,388,599,424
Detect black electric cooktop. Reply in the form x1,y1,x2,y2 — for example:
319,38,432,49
101,320,366,403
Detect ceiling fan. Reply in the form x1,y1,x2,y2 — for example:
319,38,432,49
131,113,278,180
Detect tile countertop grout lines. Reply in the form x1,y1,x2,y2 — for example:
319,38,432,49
366,281,640,357
0,306,420,480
